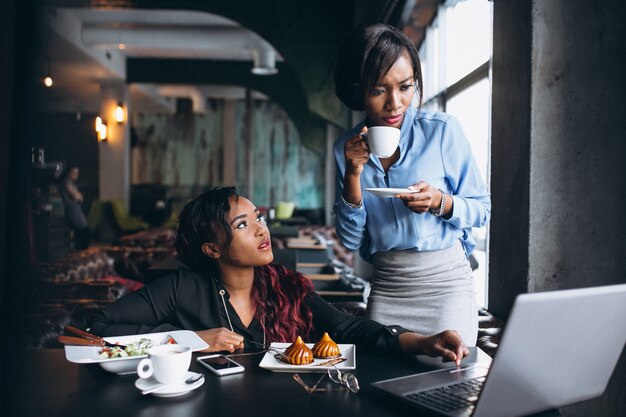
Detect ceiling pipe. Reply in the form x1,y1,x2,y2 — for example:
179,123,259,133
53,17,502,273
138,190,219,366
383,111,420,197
81,25,281,74
251,48,278,75
158,86,206,113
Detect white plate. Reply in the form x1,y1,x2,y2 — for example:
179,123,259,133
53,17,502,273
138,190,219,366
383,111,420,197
259,343,356,373
365,188,420,198
64,330,209,375
135,371,204,398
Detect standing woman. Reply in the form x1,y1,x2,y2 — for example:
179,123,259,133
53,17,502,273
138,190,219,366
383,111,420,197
332,24,490,345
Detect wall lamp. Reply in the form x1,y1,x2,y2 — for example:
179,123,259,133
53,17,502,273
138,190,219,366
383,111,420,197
115,102,126,124
95,116,108,141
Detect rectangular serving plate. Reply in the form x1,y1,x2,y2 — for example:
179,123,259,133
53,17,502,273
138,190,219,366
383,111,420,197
259,342,356,373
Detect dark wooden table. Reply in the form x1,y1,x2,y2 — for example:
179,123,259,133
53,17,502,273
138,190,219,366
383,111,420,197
10,348,560,417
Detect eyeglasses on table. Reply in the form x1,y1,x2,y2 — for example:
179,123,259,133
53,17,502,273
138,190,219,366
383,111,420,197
292,364,360,394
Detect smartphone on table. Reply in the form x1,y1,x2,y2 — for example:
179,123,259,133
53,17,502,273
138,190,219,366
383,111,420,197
196,354,245,376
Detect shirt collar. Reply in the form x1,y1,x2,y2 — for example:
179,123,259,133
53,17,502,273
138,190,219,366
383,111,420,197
398,105,416,152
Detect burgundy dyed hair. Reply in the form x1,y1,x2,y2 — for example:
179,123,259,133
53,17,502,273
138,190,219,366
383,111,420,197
175,186,315,342
253,264,315,343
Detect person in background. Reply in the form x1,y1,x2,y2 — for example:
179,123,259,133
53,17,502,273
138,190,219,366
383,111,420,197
332,24,491,345
60,164,90,250
90,187,469,365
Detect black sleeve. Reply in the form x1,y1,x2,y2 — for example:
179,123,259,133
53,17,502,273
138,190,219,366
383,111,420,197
89,272,185,336
306,292,409,354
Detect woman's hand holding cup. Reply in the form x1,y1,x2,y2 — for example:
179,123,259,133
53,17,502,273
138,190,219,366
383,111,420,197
344,126,370,176
344,126,402,175
364,126,401,158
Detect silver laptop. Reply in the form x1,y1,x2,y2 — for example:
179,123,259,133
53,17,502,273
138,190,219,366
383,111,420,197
372,284,626,417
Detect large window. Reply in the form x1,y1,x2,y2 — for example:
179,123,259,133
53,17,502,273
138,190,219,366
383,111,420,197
419,0,493,307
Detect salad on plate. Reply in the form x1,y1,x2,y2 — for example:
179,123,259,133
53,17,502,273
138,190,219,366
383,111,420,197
98,335,176,359
63,330,208,374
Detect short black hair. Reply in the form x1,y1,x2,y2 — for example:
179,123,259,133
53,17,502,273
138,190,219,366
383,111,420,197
334,23,423,111
174,186,238,273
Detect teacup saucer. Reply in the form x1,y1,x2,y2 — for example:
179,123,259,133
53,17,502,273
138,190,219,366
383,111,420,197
135,371,204,398
365,188,420,198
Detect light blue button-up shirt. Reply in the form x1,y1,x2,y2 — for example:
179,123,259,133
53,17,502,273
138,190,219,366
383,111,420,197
333,106,491,262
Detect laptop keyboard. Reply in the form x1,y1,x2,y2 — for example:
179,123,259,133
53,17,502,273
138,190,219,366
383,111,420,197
405,376,486,412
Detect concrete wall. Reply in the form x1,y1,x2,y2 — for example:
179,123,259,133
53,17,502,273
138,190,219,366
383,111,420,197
489,0,533,317
490,1,626,416
531,3,626,415
529,0,626,291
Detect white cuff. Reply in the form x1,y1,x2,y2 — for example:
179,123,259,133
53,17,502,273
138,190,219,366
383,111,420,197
341,195,363,209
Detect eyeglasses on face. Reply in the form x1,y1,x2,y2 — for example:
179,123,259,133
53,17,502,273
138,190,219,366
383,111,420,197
292,365,360,394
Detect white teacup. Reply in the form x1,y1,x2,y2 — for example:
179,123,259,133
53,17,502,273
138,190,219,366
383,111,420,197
364,126,401,158
136,344,192,385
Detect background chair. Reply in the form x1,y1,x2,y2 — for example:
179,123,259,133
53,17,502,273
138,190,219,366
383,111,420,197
110,199,149,234
86,199,104,231
275,201,295,220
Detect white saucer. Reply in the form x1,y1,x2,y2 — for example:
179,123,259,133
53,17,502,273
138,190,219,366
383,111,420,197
135,371,204,398
365,188,420,198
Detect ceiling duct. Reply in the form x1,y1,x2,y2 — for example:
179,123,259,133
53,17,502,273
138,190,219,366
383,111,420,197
251,48,278,75
159,86,206,113
176,98,193,115
81,25,281,74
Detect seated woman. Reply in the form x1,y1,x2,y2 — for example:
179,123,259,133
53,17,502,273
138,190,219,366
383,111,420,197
90,187,469,365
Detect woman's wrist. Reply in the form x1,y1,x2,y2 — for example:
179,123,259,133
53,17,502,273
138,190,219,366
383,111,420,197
344,167,362,180
430,190,453,219
342,172,363,207
429,189,445,217
398,332,427,355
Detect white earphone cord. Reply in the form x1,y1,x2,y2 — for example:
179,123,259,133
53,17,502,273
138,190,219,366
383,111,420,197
218,288,266,347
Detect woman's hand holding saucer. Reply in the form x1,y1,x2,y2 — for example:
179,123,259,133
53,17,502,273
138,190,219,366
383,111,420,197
397,181,440,214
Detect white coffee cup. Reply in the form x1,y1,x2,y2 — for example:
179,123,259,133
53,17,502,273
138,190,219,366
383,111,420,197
136,344,192,385
364,126,401,158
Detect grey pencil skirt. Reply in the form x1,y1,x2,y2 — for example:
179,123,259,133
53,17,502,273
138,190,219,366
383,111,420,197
365,239,478,346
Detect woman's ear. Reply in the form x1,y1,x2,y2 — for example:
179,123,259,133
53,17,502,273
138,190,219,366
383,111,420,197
201,243,221,259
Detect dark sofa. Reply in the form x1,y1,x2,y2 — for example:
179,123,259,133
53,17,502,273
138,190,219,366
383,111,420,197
25,229,177,348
